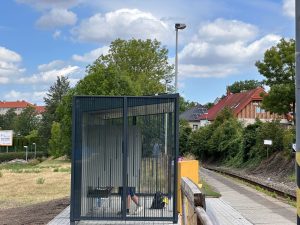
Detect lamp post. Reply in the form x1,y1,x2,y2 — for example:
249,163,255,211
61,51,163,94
175,23,186,93
33,143,36,158
24,146,28,161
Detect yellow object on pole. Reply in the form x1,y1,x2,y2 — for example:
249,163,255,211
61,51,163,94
177,160,199,213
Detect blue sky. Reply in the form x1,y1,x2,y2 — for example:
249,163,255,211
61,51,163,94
0,0,295,105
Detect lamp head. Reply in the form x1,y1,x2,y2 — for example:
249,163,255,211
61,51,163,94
175,23,186,30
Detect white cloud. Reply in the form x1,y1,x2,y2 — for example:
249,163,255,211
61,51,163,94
4,90,47,104
179,64,238,78
72,46,109,63
38,60,65,72
52,30,61,39
177,19,281,79
283,0,295,18
196,18,258,43
0,46,24,82
16,0,82,10
19,65,80,84
72,8,171,43
36,9,77,29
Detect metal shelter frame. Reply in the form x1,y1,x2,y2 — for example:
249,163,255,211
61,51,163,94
70,94,179,224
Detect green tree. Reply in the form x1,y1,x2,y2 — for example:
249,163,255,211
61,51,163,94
190,108,243,162
179,120,192,155
14,106,39,136
39,76,70,151
49,122,63,157
58,38,174,156
228,80,262,93
190,125,214,159
2,109,17,130
204,102,214,109
179,96,198,113
260,84,294,116
250,121,284,159
255,39,295,120
242,119,262,162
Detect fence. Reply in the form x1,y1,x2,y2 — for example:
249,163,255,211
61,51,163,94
181,177,213,225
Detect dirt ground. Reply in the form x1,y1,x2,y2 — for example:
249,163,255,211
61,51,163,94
0,197,69,225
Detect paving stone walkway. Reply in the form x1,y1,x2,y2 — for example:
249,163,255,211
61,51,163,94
47,206,180,225
201,168,296,225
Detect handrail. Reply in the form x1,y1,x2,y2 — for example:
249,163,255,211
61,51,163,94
181,177,213,225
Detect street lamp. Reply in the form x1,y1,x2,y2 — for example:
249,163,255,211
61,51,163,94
24,145,28,161
32,143,36,159
175,23,186,93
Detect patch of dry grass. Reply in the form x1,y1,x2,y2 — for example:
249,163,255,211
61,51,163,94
0,158,70,209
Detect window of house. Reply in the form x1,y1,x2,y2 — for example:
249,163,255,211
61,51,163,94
256,106,265,113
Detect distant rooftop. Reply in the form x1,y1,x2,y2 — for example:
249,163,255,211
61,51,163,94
0,100,45,113
179,104,207,121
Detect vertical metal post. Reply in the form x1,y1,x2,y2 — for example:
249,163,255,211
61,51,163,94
173,94,179,223
175,28,178,93
122,97,128,219
24,146,28,161
296,1,300,224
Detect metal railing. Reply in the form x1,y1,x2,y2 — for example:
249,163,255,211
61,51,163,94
180,177,213,225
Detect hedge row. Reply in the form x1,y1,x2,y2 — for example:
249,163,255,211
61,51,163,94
0,152,46,163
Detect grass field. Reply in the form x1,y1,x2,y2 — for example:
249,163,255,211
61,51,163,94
0,158,71,209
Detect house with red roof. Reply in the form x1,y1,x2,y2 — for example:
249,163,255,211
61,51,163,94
199,87,288,126
0,100,45,116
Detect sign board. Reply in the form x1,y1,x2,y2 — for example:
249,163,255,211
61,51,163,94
0,130,13,146
264,140,272,145
293,143,296,152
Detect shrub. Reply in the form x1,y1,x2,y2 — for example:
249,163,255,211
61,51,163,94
36,177,45,184
53,168,59,172
179,120,192,155
250,121,284,159
0,152,46,163
0,171,2,177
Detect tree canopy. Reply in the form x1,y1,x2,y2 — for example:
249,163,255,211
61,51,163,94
228,80,262,93
58,38,174,156
255,38,295,119
39,76,70,151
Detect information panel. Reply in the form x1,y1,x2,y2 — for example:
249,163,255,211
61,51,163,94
0,130,13,146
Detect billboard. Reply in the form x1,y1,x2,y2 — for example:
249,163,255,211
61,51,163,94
0,130,13,146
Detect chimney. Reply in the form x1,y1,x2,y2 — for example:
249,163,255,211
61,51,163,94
226,86,232,96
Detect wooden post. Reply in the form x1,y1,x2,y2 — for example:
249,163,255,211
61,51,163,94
181,177,212,225
181,189,187,225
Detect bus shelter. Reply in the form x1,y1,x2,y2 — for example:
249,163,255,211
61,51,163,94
70,94,179,223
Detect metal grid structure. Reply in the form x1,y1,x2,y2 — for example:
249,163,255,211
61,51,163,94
70,94,179,224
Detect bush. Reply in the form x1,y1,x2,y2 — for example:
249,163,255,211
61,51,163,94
0,171,2,177
283,127,295,156
0,152,46,163
179,120,192,155
36,177,45,184
242,120,262,162
249,121,284,159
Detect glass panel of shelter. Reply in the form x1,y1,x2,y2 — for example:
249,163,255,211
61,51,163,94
126,97,175,219
79,96,175,220
80,98,124,219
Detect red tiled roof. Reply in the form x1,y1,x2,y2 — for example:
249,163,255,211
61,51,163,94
35,106,46,113
199,87,265,121
0,100,32,108
0,100,45,114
